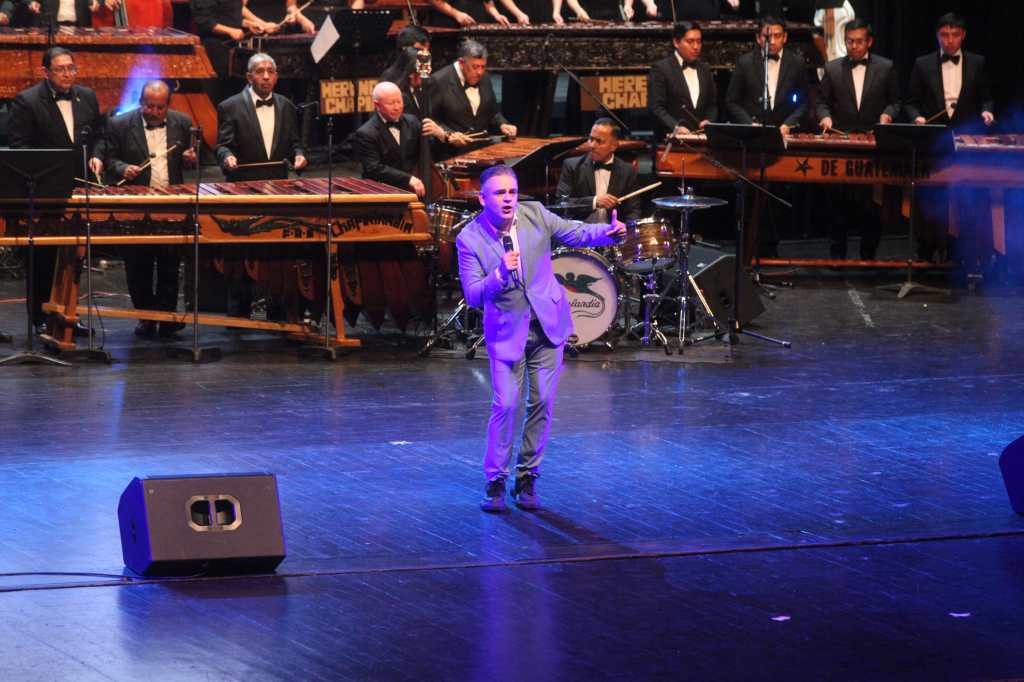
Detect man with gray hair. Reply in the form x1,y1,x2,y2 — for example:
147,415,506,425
429,39,517,155
215,52,306,182
99,80,197,338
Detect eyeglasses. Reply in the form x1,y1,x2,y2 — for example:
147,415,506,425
47,65,77,75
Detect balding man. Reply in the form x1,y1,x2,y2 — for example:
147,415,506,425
215,52,306,182
100,80,197,337
349,81,444,197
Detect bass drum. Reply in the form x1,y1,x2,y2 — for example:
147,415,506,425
551,248,619,346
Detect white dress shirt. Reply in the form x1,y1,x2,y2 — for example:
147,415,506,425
455,61,481,117
851,57,868,111
675,52,700,110
54,93,74,143
592,155,614,221
379,113,401,145
57,0,76,22
941,50,963,118
492,214,523,287
250,88,276,159
766,49,782,110
143,122,170,189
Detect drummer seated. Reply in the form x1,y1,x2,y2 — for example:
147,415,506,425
555,118,642,224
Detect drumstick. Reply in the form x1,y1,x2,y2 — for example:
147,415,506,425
281,0,312,23
924,108,948,124
465,131,491,139
233,160,288,169
824,127,850,139
93,169,105,187
116,144,179,186
76,177,106,189
616,181,663,203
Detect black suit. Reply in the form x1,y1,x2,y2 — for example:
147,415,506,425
726,48,808,127
101,109,193,316
215,87,303,181
815,54,900,260
555,154,641,223
648,53,719,138
350,113,422,190
430,63,508,140
8,80,101,326
815,54,900,131
905,51,994,133
21,0,92,26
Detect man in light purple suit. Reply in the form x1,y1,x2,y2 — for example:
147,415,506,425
457,165,626,512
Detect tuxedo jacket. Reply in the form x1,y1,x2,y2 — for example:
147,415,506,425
815,54,901,131
456,202,617,362
8,81,101,173
726,48,809,127
99,109,193,187
904,51,994,132
555,154,642,223
349,113,422,190
215,88,303,181
22,0,92,26
429,63,508,136
648,54,719,137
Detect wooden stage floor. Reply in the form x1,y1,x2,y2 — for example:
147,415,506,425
1,268,1023,680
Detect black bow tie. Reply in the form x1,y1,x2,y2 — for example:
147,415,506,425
463,82,478,91
255,97,273,108
941,53,961,65
593,161,614,172
766,53,780,62
145,122,166,130
681,61,698,71
53,91,72,102
847,57,869,68
385,121,401,131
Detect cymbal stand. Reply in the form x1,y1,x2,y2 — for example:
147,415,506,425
168,126,221,363
635,266,671,355
671,208,722,353
63,134,110,363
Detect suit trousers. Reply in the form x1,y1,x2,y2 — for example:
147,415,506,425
123,245,180,312
485,319,564,483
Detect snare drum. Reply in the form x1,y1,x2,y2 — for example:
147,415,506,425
552,248,619,346
618,217,677,273
428,204,473,243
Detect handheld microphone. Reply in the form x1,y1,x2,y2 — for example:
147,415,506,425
501,234,521,288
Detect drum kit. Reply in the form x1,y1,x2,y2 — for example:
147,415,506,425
419,191,730,357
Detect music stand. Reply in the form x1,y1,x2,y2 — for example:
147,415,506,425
703,123,790,348
0,149,76,367
329,9,399,52
873,123,953,298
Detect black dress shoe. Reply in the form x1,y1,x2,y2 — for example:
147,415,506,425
480,478,507,513
134,320,157,338
72,322,94,338
158,321,186,338
512,476,541,511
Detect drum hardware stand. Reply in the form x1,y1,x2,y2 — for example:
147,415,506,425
418,297,483,358
169,126,222,363
62,130,111,364
873,124,951,299
0,149,76,367
702,124,792,348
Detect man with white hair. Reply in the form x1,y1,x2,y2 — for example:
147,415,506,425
215,52,306,182
349,81,445,197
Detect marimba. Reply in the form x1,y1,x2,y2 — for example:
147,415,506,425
0,27,217,147
0,177,430,350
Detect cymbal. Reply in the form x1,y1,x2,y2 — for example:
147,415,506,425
652,194,729,211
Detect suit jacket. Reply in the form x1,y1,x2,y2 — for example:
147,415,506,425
648,53,719,137
99,109,193,187
815,54,900,131
349,113,422,190
726,48,809,127
8,81,101,173
904,51,994,133
215,87,303,181
22,0,92,26
457,201,617,362
555,154,641,223
429,63,508,136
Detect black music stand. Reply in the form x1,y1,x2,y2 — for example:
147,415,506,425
704,123,790,348
0,149,76,367
873,123,954,298
329,9,399,51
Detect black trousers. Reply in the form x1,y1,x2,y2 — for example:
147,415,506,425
123,246,181,312
26,246,57,327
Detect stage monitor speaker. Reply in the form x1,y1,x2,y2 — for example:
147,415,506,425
999,435,1024,514
689,245,765,326
118,473,286,576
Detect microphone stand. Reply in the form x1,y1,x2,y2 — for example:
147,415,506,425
62,129,111,363
302,111,339,360
543,35,631,136
169,126,221,363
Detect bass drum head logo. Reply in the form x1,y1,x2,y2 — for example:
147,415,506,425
552,249,618,345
